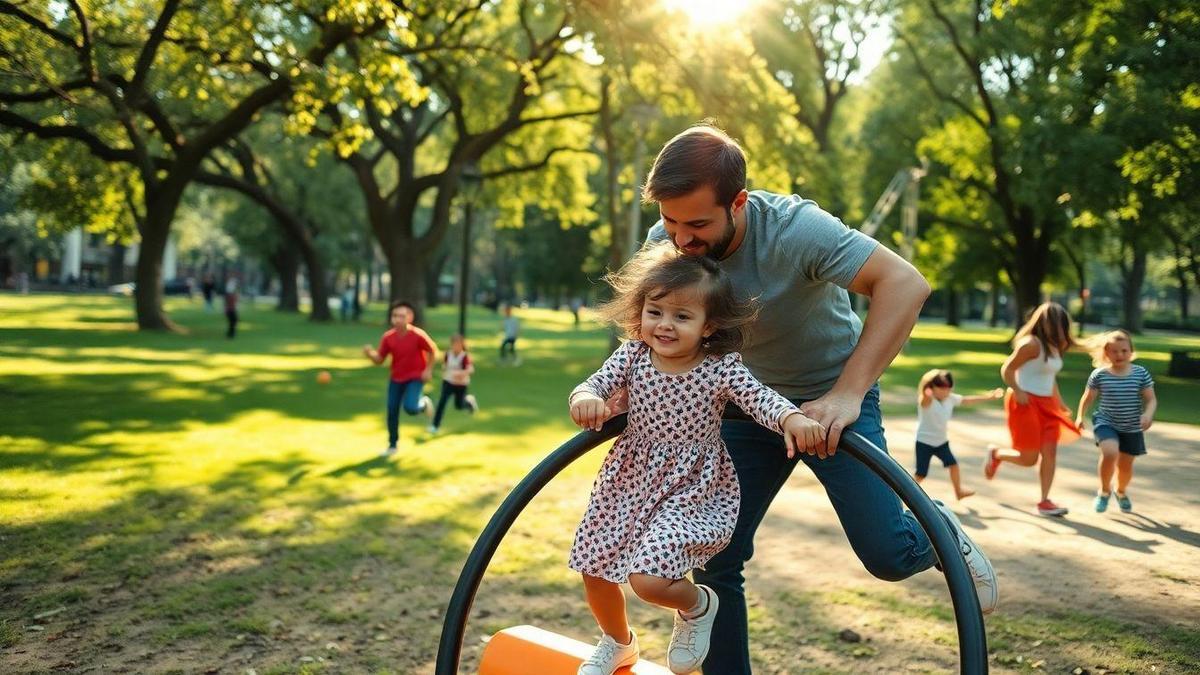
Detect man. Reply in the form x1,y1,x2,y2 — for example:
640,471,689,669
641,125,997,673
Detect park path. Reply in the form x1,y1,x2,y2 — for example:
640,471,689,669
745,399,1198,671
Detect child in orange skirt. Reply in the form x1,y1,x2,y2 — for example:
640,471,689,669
984,302,1081,516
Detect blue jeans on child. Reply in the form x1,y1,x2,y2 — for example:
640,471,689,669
694,385,936,674
386,379,426,448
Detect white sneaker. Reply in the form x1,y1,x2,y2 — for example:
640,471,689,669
578,630,638,675
426,425,438,434
380,447,397,458
668,585,717,673
421,395,434,421
465,394,478,414
934,501,998,614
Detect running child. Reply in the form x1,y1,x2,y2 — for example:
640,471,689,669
567,242,826,675
362,300,437,456
914,369,1004,500
429,333,479,434
499,304,520,364
1074,329,1157,513
984,302,1082,516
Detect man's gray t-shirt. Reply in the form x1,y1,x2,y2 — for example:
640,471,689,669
648,190,878,400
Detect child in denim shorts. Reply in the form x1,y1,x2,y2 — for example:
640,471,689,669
1075,330,1157,513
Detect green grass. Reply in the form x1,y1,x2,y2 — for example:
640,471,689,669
1,293,1197,673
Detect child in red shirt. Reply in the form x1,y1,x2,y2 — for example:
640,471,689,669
363,301,438,456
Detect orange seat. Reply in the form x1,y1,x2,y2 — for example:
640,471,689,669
478,625,695,675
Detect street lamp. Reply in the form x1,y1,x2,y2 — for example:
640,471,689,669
458,162,483,336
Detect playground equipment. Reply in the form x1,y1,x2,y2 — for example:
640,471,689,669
862,162,928,262
436,415,988,674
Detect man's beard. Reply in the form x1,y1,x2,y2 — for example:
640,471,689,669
706,206,737,260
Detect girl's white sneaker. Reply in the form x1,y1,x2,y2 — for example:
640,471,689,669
578,630,638,675
668,585,718,673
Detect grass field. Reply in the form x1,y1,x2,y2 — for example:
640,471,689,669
2,294,1197,673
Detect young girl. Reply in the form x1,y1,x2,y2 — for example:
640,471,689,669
914,369,1004,500
984,302,1081,516
429,334,479,434
362,301,437,456
1074,330,1156,513
567,242,825,675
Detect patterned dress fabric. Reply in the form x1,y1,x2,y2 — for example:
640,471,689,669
568,340,797,583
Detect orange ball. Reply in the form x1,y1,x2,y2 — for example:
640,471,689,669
316,370,332,384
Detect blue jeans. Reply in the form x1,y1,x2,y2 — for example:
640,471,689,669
695,385,936,674
386,379,426,447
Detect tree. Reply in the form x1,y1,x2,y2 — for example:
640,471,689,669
298,0,600,310
752,0,891,212
1,1,390,329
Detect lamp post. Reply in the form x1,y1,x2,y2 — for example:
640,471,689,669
458,162,483,336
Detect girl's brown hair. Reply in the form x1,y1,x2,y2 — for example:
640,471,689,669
1084,329,1135,367
1013,302,1076,359
917,368,954,406
596,240,756,355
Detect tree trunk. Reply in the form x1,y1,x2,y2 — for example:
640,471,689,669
1172,238,1189,323
1121,242,1147,333
988,277,1002,328
945,287,960,326
295,233,331,322
133,183,188,331
387,246,426,310
272,237,300,312
426,250,450,308
1009,266,1045,326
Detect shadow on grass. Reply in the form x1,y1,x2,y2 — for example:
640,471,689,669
0,452,504,672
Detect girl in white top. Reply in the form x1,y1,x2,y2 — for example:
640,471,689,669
429,334,478,433
984,302,1082,517
914,369,1003,500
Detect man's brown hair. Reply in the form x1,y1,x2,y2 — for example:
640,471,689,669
642,123,747,206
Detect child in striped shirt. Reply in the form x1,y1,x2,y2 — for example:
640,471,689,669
1075,329,1157,513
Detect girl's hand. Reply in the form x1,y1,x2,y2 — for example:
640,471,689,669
1074,416,1085,430
1140,414,1153,431
362,344,374,357
570,395,611,431
782,412,827,459
1010,387,1029,405
990,387,1004,399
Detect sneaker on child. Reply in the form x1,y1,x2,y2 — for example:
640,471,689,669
933,501,998,615
1037,499,1068,516
1094,492,1110,512
466,394,478,414
667,585,718,673
577,630,638,675
983,446,1001,480
1115,492,1133,513
380,447,397,458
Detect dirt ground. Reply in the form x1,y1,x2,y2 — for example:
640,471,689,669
740,401,1200,673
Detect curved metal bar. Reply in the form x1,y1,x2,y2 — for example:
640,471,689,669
435,417,988,673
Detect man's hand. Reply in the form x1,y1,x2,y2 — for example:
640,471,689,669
1074,415,1086,430
421,367,433,383
799,391,863,458
782,411,826,459
571,393,612,431
1140,413,1153,431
